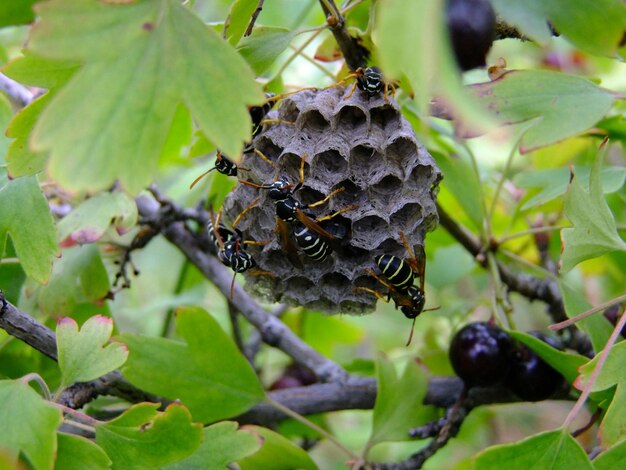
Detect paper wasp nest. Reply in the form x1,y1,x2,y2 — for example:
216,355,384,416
223,86,442,314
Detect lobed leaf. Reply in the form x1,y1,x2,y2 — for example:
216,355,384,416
2,52,79,178
468,70,615,152
96,403,202,470
514,165,626,210
576,340,626,447
237,27,296,76
471,429,592,469
561,153,626,272
27,0,264,194
57,192,138,246
164,421,261,470
594,438,626,470
57,315,129,388
238,425,318,470
0,380,63,470
367,355,435,453
492,0,626,56
55,433,111,470
0,170,59,284
34,245,110,317
0,1,39,27
120,307,265,423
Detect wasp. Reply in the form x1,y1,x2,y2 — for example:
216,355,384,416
338,66,396,101
240,156,356,265
208,210,271,298
356,232,436,346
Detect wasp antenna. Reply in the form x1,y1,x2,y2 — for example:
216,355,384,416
405,317,417,347
189,168,216,189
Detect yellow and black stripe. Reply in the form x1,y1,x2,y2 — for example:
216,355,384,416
375,254,414,292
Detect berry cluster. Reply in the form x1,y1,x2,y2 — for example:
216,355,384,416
449,322,567,401
199,71,442,319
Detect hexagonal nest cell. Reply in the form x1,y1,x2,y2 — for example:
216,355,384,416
223,85,442,314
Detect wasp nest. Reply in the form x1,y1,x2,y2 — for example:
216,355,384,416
223,86,442,314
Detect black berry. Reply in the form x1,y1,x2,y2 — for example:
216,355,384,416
446,0,496,71
449,322,514,387
505,333,566,401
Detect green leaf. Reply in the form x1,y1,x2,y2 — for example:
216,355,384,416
57,315,129,388
472,429,592,469
594,439,626,470
469,70,616,153
514,166,626,210
0,380,63,470
28,0,264,194
0,94,13,164
367,355,434,453
492,0,626,56
509,331,587,384
238,425,318,470
577,340,626,447
375,0,490,129
164,421,261,470
433,150,485,231
120,307,265,422
96,403,202,470
57,192,138,246
35,245,110,317
237,27,296,76
55,433,111,470
225,0,259,46
3,53,79,178
0,171,59,284
0,1,39,27
559,278,613,353
561,153,626,272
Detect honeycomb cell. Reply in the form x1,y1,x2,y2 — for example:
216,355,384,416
223,85,441,313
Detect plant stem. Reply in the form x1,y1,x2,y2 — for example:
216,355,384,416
288,44,337,79
20,373,52,400
563,308,626,429
52,402,102,426
498,225,567,244
550,293,626,331
266,396,359,460
271,29,324,82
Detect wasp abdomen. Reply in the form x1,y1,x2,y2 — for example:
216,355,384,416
375,254,414,291
294,223,332,261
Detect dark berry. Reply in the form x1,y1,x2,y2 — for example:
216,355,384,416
506,334,566,401
603,304,626,339
269,363,317,391
446,0,496,71
449,322,514,387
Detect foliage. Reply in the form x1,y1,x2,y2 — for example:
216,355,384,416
0,0,625,468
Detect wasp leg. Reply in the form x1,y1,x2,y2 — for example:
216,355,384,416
232,197,260,229
343,80,359,100
251,148,276,168
247,269,275,277
259,118,295,127
307,187,345,208
365,268,398,293
354,286,389,303
406,317,417,347
243,239,270,246
315,204,358,222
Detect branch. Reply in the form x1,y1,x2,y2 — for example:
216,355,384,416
0,293,159,408
436,203,566,320
318,0,369,71
137,192,348,383
0,73,35,108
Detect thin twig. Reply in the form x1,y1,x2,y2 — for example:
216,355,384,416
550,293,626,331
244,0,265,37
267,397,359,460
563,308,626,429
